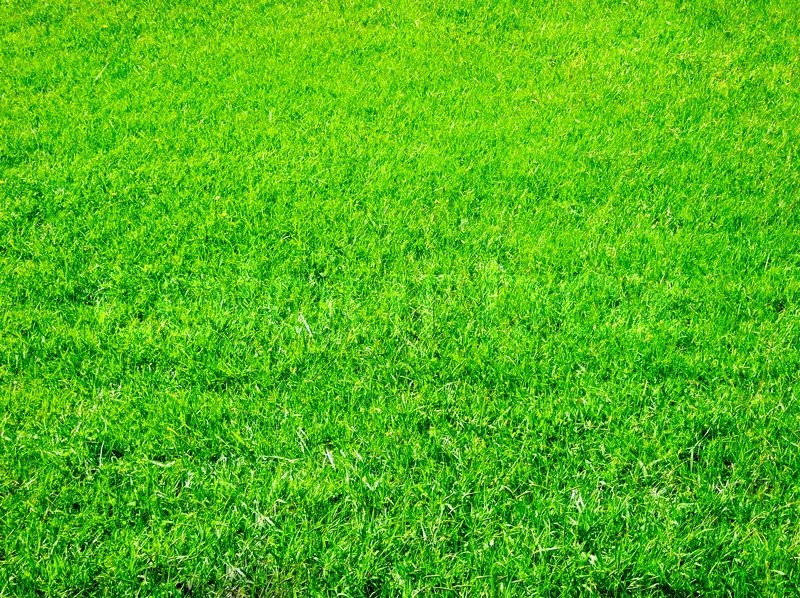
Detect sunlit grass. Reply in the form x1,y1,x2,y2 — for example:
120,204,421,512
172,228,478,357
2,0,800,594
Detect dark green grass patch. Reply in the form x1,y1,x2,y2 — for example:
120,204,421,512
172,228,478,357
2,0,800,595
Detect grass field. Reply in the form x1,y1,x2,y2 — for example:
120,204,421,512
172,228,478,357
2,0,800,595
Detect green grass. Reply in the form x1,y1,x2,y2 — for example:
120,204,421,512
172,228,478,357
2,0,800,594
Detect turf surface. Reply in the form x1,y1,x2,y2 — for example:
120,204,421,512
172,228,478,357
2,0,800,595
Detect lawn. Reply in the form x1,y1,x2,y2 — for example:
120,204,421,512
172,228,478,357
2,0,800,595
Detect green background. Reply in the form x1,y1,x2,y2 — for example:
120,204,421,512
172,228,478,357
2,0,799,594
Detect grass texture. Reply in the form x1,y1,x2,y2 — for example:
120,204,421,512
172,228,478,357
2,0,800,595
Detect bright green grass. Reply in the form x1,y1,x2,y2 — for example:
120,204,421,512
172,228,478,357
2,0,800,595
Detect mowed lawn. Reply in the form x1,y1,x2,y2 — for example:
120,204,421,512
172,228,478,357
2,0,800,595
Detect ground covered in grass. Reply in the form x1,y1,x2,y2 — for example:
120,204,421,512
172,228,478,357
2,0,800,595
